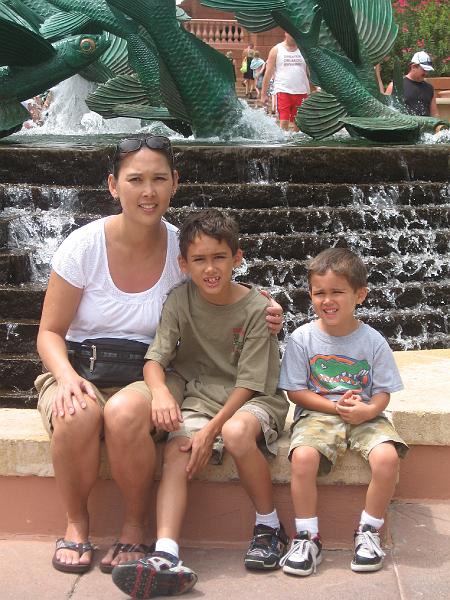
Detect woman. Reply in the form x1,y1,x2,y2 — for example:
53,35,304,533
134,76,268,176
35,135,283,574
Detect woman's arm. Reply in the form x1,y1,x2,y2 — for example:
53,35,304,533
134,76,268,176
37,271,96,416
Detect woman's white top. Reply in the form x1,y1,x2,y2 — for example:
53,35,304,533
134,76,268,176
51,217,185,344
273,43,310,95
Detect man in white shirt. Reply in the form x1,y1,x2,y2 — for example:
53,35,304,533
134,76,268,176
261,33,310,131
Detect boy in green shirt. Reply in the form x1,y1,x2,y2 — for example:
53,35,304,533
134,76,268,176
113,209,289,599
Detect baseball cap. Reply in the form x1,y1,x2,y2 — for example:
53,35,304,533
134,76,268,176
411,51,434,71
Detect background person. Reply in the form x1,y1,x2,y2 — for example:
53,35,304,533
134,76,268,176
385,51,439,117
261,33,310,131
250,50,266,101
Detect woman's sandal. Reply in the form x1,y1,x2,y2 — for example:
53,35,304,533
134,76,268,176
52,538,95,574
100,541,153,574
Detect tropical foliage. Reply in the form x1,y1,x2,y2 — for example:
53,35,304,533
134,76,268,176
381,0,449,79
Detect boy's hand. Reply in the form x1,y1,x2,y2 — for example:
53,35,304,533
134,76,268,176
181,428,216,479
151,389,183,432
259,290,284,334
335,392,376,425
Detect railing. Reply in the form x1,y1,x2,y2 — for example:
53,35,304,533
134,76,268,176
183,19,248,46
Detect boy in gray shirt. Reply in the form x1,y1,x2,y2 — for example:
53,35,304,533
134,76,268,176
279,248,408,577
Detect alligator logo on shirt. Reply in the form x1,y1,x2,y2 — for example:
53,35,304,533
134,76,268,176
309,354,371,394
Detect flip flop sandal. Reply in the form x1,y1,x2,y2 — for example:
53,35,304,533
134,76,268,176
52,538,94,574
100,541,153,574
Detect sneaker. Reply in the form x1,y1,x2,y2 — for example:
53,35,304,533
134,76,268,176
279,531,322,576
111,551,198,598
351,524,386,572
244,523,289,570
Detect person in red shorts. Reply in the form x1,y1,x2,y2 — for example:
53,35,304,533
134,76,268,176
262,33,310,132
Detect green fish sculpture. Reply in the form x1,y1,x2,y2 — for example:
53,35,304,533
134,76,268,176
202,0,449,142
104,0,245,138
0,5,110,137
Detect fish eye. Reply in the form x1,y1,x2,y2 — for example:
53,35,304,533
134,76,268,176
80,38,96,53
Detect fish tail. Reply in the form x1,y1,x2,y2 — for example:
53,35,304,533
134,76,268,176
273,5,322,48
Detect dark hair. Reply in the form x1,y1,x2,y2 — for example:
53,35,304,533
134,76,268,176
307,248,367,290
179,209,240,259
110,135,175,177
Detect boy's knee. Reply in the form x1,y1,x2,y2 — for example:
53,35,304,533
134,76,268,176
163,438,190,468
291,446,320,477
222,418,257,456
369,442,399,474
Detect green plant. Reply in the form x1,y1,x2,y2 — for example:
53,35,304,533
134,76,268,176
380,0,449,82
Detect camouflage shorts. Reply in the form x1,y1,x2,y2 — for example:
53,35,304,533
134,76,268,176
289,409,408,476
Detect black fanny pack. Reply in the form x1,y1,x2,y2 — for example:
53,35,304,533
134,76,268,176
66,338,148,388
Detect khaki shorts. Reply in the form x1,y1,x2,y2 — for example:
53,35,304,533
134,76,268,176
35,371,185,438
167,403,279,462
289,409,409,476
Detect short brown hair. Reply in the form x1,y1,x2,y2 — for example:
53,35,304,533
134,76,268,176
307,248,367,290
179,209,240,259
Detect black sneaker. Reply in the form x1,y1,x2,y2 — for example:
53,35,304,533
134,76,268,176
351,524,385,572
280,531,322,576
244,523,289,570
112,551,198,598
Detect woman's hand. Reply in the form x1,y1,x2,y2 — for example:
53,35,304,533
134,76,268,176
52,374,97,417
259,290,284,335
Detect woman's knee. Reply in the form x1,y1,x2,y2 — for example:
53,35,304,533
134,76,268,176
52,397,102,440
104,390,151,436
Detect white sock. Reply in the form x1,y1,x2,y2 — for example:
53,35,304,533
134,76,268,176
155,538,179,558
295,517,319,537
360,510,384,530
255,509,280,529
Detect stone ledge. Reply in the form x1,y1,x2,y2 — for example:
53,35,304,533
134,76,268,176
0,349,448,485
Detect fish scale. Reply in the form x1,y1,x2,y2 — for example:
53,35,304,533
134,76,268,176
106,0,244,137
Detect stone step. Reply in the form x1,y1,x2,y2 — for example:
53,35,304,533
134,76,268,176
0,354,42,390
0,250,32,284
1,145,448,185
2,182,448,213
167,205,450,234
0,284,45,320
242,256,449,286
0,320,39,354
1,350,449,543
0,389,37,408
240,230,450,259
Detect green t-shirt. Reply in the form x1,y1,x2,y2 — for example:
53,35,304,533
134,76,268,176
146,281,288,433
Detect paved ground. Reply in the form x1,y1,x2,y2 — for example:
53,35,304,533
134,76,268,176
2,502,449,600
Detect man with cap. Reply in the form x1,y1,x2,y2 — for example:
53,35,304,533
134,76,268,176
386,51,439,117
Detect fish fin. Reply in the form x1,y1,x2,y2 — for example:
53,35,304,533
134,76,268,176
2,0,43,30
201,0,285,11
112,103,193,138
0,11,55,66
158,56,192,123
341,116,420,143
316,0,361,65
0,99,29,131
39,11,94,41
273,6,322,48
79,60,114,84
97,34,133,77
235,10,278,33
351,0,398,65
296,91,348,139
85,74,149,118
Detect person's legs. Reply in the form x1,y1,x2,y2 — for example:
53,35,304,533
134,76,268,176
222,410,288,570
290,445,320,518
102,388,156,568
51,396,103,567
366,441,400,518
276,93,291,131
222,411,273,513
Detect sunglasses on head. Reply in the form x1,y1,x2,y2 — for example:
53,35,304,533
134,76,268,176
115,136,174,165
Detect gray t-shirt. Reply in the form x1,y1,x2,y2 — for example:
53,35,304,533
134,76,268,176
279,321,403,420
